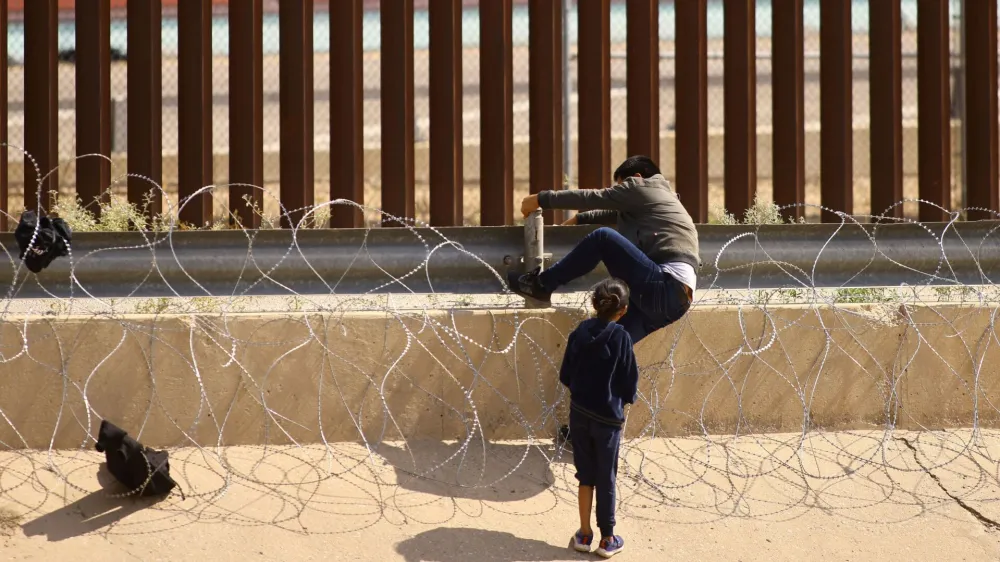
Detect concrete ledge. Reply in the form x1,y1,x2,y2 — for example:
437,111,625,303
0,301,994,450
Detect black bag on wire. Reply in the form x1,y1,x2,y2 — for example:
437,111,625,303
14,210,72,273
94,419,182,498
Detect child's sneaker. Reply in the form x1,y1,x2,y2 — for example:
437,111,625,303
506,267,552,306
596,535,625,558
571,530,593,553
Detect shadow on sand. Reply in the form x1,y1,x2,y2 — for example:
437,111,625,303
374,440,569,502
395,527,587,562
21,463,165,542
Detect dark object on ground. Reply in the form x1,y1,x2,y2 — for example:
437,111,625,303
94,419,181,498
14,211,72,274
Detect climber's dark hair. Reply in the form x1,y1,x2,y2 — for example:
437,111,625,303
613,155,661,182
591,277,630,322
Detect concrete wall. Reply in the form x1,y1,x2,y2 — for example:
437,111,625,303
0,301,994,450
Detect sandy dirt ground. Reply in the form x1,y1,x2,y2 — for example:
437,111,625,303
1,431,999,561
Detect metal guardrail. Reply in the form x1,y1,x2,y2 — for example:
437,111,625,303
1,220,999,299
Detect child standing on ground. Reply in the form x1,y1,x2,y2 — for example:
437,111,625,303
560,278,638,558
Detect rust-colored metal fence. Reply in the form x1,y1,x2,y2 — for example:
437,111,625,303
1,0,996,227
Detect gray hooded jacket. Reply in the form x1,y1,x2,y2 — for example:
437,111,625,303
537,174,701,270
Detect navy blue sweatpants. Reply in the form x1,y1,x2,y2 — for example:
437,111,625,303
569,408,622,538
537,227,692,344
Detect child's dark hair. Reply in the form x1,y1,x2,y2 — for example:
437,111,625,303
591,278,630,321
613,155,661,181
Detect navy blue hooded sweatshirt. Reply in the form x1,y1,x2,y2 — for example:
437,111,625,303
559,318,639,428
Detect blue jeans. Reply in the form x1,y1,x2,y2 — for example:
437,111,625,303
539,227,692,343
569,408,621,538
